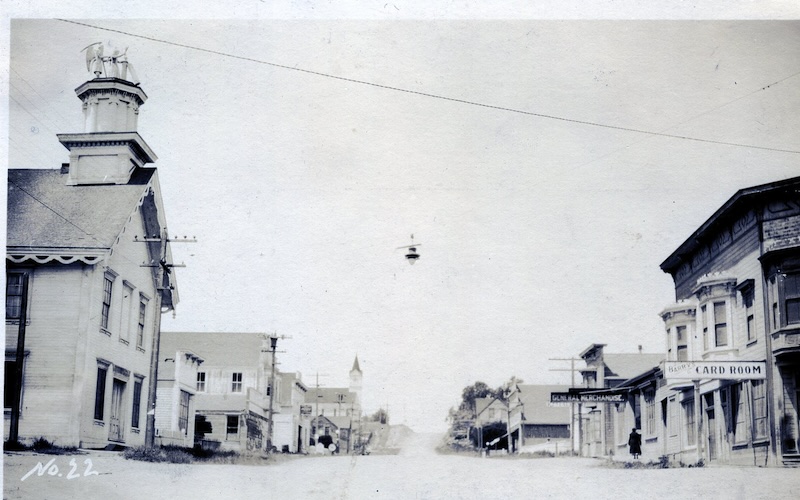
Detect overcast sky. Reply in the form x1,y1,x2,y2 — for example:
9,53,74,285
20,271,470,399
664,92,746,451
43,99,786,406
5,10,800,430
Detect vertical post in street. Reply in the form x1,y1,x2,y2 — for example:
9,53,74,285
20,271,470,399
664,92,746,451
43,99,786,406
8,273,30,443
266,334,278,453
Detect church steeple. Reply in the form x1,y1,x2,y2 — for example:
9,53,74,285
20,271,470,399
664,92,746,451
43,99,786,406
57,43,157,186
349,355,362,404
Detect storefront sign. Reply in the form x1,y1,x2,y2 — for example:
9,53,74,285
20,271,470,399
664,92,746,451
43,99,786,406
550,390,626,403
300,405,313,416
663,361,766,380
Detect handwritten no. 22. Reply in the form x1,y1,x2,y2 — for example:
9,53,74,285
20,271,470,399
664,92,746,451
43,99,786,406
21,458,99,481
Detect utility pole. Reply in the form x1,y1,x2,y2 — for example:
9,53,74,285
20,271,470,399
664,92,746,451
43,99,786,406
137,231,195,449
265,335,278,453
8,273,30,444
550,357,584,456
313,372,329,442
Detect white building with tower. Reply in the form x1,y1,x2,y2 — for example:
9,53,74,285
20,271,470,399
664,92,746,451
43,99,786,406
5,46,178,448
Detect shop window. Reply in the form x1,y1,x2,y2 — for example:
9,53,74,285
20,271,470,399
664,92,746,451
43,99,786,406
179,391,190,435
752,380,768,440
633,394,641,430
732,383,748,444
683,399,696,446
131,377,143,429
644,389,656,435
226,415,239,440
668,397,677,437
94,363,108,420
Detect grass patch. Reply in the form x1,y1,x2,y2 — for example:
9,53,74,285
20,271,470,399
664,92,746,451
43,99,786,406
605,455,704,469
123,445,192,464
123,445,288,465
4,437,79,455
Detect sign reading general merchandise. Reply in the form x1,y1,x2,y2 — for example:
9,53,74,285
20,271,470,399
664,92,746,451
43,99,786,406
663,361,766,380
550,390,626,404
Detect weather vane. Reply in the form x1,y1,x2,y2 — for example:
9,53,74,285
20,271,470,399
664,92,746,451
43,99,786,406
81,42,139,84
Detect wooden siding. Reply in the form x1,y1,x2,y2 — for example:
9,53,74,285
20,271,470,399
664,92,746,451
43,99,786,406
5,202,160,448
674,224,760,300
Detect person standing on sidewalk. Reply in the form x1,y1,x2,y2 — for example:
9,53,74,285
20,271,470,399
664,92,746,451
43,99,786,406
628,428,642,459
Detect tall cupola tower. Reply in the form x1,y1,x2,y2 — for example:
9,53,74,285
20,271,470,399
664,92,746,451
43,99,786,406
57,44,157,185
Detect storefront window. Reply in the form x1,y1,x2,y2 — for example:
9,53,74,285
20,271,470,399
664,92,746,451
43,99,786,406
752,380,768,440
683,399,696,446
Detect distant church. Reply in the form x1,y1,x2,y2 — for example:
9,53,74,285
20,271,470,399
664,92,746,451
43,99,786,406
313,356,363,418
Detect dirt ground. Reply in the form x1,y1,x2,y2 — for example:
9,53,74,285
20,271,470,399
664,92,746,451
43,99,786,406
4,433,800,499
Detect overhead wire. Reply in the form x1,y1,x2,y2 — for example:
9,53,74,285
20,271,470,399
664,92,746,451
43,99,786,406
11,67,75,129
54,19,800,155
537,68,800,186
10,80,68,134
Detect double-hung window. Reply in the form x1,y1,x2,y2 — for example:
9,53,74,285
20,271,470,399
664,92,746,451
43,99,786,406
783,272,800,325
137,295,148,349
701,305,709,350
101,273,115,331
5,272,26,320
196,372,206,392
742,285,756,342
714,301,728,347
231,372,243,393
676,325,688,361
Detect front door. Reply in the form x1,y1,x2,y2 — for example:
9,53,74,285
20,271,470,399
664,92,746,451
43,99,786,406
109,379,125,442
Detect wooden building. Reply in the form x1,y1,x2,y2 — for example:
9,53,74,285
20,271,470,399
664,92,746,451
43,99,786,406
5,69,176,448
659,176,800,466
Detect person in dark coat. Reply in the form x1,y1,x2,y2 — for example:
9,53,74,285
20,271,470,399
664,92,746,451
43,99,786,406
628,428,642,459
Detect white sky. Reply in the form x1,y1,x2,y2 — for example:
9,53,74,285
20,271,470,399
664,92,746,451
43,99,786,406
4,4,800,431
